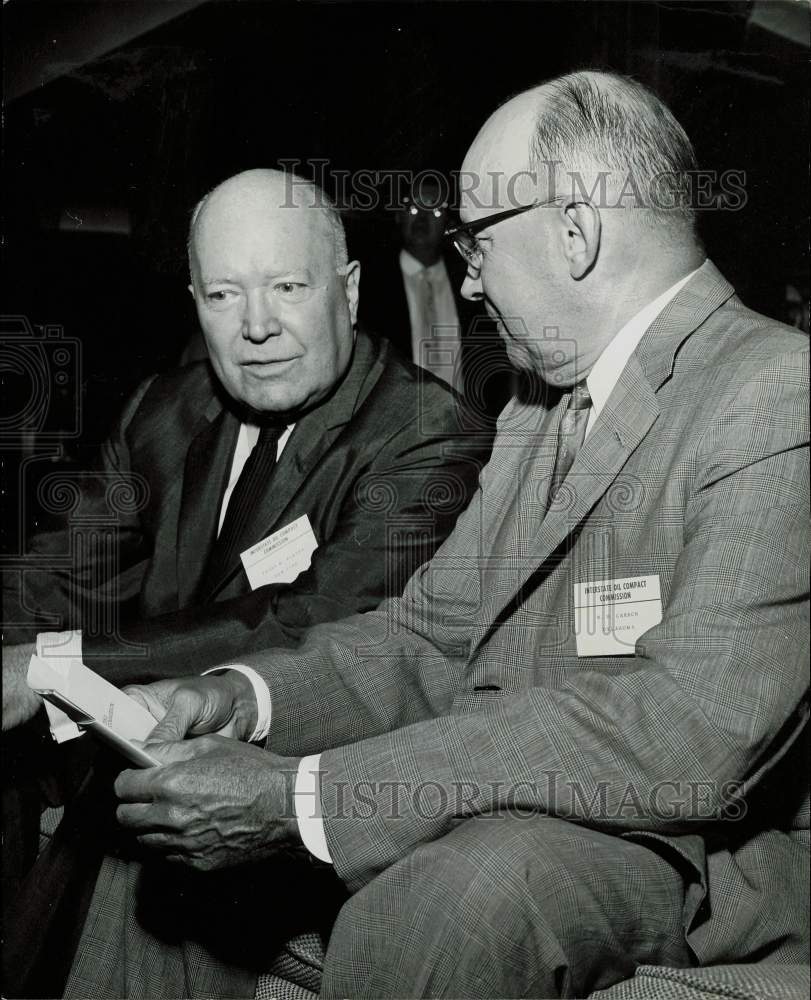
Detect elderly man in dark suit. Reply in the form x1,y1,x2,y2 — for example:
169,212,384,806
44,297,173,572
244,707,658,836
1,168,492,994
44,74,811,999
3,168,489,714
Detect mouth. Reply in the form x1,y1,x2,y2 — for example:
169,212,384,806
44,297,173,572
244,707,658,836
241,358,300,371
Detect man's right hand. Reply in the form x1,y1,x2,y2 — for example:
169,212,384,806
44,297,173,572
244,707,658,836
2,642,42,731
124,671,258,744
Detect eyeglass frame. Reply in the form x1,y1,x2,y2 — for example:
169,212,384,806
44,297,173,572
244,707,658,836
444,196,561,274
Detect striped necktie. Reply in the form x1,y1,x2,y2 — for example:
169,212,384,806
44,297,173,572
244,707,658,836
199,423,283,598
547,381,592,509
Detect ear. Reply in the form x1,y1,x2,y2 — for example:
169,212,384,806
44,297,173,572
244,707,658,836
344,260,361,325
187,282,195,299
560,201,601,279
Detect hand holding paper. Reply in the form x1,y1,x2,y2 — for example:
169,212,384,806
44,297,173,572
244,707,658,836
27,655,161,767
123,672,257,743
114,737,303,869
2,641,41,731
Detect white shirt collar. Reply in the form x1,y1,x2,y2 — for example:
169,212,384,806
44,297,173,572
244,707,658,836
217,422,295,535
399,248,447,278
585,268,699,430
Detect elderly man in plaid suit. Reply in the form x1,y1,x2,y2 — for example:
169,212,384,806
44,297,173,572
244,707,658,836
61,71,808,999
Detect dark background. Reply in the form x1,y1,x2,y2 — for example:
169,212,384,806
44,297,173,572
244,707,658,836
2,0,809,466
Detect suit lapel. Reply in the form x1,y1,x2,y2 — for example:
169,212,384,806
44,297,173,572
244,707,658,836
477,397,563,612
471,259,736,648
204,331,384,598
386,259,412,359
176,401,239,606
541,356,660,550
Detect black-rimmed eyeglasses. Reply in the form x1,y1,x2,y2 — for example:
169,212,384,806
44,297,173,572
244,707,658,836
444,198,559,275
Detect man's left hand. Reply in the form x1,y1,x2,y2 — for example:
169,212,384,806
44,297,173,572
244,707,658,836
2,642,42,731
114,736,302,870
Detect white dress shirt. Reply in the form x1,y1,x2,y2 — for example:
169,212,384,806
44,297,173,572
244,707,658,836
37,421,293,742
584,270,696,438
399,250,463,393
217,423,294,533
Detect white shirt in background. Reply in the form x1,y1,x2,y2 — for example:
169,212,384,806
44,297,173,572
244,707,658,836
399,249,463,393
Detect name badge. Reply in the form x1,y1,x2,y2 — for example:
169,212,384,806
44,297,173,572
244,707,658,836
240,514,318,591
573,574,662,657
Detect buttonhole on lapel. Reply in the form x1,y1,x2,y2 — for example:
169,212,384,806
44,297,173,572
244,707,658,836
614,428,625,448
473,685,501,692
354,526,371,545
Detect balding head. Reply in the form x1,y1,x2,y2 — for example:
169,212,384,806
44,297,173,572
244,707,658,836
189,168,348,281
187,168,360,417
462,71,699,234
462,89,541,207
457,72,704,385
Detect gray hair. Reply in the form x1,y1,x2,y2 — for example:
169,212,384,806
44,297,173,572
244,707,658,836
529,71,698,231
187,171,349,277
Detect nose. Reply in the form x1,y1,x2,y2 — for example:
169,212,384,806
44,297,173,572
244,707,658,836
243,289,282,341
461,268,484,302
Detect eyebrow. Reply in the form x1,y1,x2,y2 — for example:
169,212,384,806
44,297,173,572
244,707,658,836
201,267,316,285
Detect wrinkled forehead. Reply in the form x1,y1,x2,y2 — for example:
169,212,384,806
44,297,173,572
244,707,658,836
459,92,544,221
193,198,333,275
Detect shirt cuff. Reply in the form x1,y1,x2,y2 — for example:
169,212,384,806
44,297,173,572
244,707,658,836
203,664,271,743
35,630,84,743
295,754,332,863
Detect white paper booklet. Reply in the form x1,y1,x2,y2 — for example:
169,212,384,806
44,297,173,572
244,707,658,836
27,654,160,767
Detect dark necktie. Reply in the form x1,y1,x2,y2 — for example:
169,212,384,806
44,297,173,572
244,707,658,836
547,381,592,509
200,423,283,598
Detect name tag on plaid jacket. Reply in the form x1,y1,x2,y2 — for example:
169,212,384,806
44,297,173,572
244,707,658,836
573,575,662,656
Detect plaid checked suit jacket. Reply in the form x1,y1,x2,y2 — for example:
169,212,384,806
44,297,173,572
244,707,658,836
60,261,809,1000
250,259,809,960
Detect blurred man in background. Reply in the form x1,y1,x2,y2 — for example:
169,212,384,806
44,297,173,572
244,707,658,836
359,175,512,418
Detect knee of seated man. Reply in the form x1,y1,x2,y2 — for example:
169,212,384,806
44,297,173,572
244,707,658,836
328,815,690,998
379,814,604,936
328,815,572,990
393,813,685,943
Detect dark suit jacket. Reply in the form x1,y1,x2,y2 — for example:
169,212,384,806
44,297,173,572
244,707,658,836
4,330,493,685
1,328,495,998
